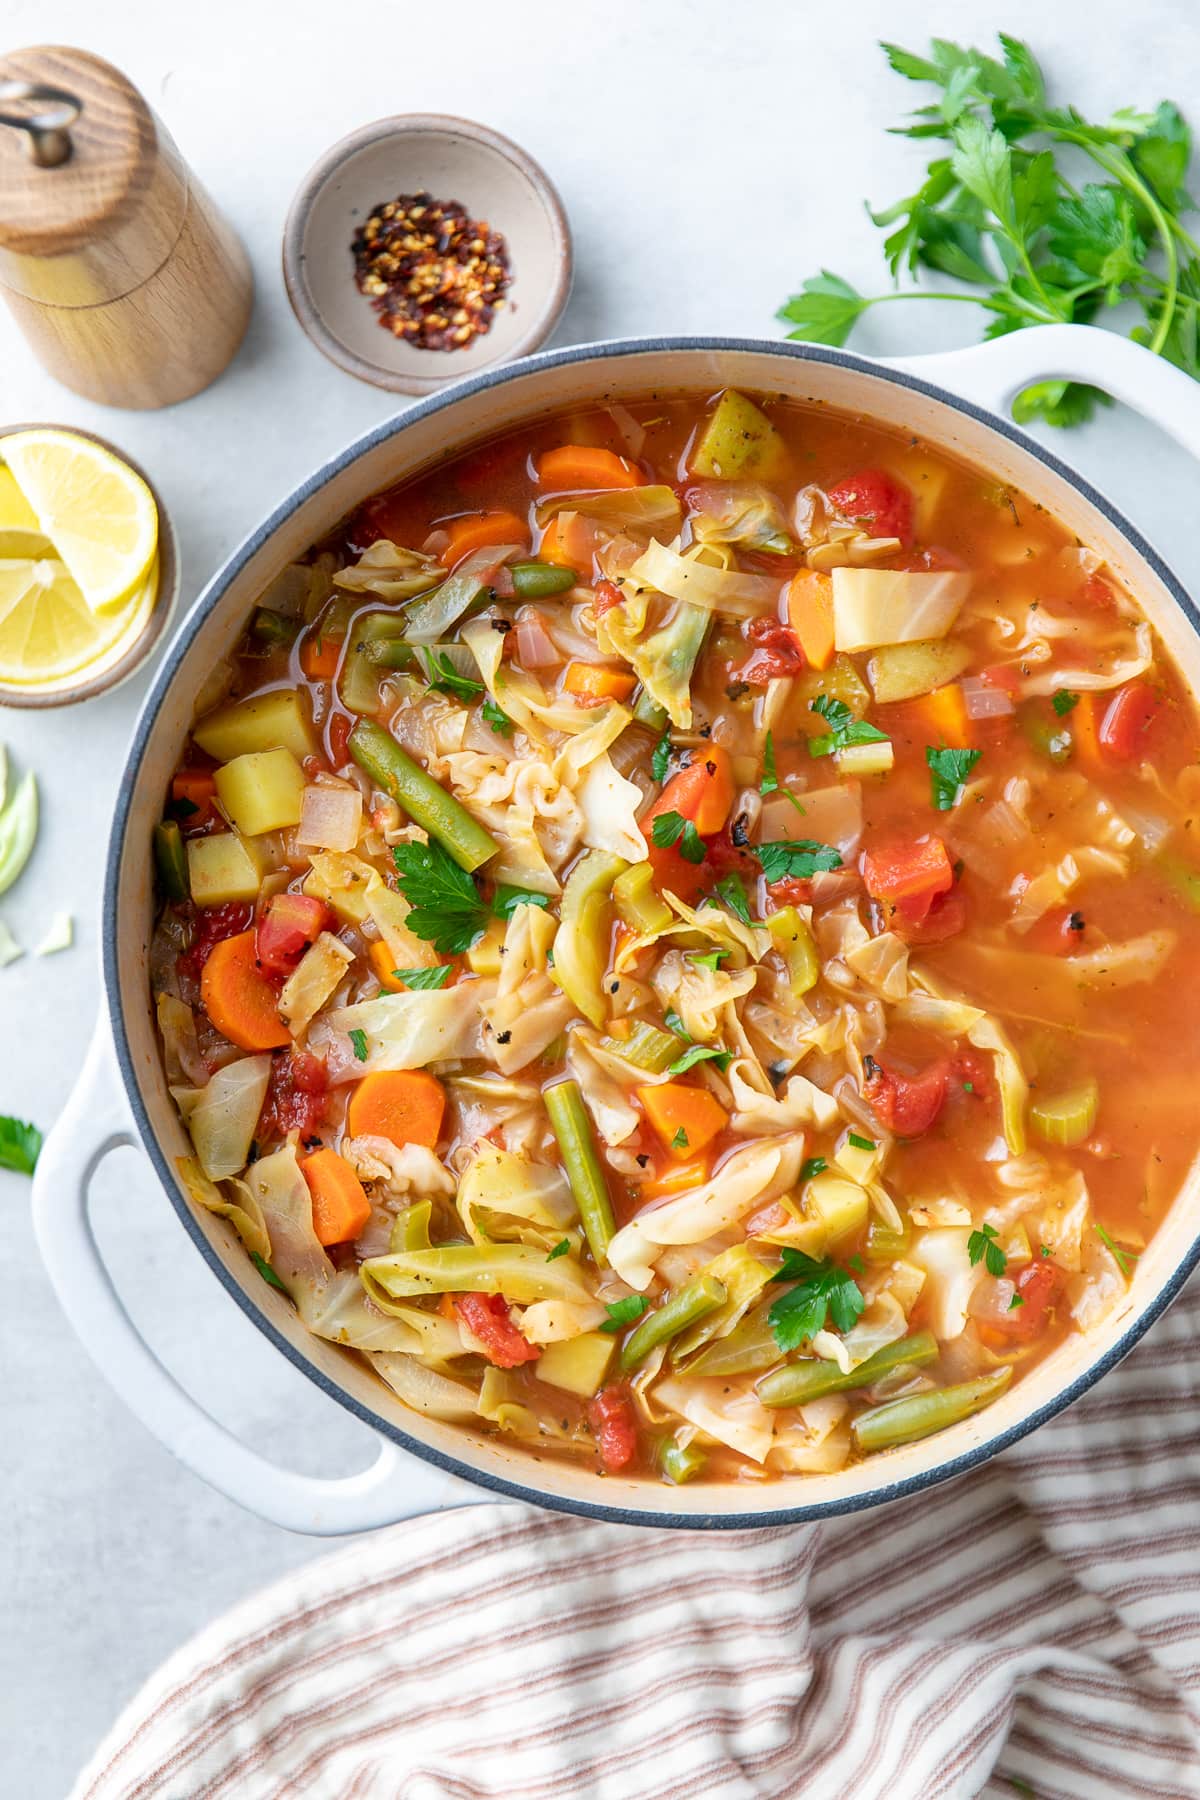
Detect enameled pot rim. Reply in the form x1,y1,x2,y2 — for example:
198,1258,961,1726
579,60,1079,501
102,334,1200,1528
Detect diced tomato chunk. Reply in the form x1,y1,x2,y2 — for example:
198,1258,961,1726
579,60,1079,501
454,1292,540,1368
327,711,354,768
177,902,254,980
861,835,954,926
767,875,814,911
643,744,735,900
736,616,806,686
993,1259,1064,1343
588,1385,639,1471
862,1056,950,1137
260,1050,329,1139
593,578,624,617
893,885,967,945
826,468,914,545
1098,681,1161,761
951,1049,993,1103
256,893,332,978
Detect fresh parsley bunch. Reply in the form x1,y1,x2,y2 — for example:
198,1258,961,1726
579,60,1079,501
778,34,1198,426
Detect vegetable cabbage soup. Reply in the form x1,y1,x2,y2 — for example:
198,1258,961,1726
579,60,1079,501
152,389,1200,1486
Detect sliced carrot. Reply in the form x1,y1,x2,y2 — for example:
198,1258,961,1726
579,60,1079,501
1071,690,1102,767
537,512,589,570
646,741,735,837
368,940,407,993
347,1069,446,1149
904,682,973,749
562,662,637,702
637,1082,729,1160
641,1150,713,1198
200,930,290,1052
607,1016,633,1041
301,1147,371,1246
171,769,217,816
536,446,643,491
786,570,835,670
439,1291,458,1321
439,509,527,568
300,633,342,680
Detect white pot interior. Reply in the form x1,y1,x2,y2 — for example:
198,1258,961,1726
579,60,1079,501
108,342,1200,1522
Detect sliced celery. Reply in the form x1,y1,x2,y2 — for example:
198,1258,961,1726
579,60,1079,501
766,907,820,996
613,862,673,937
1030,1078,1099,1147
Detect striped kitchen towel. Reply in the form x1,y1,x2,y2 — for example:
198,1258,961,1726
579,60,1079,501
73,1277,1200,1800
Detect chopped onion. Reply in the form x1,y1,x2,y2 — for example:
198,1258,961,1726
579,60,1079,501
515,606,562,668
606,404,647,457
962,676,1015,720
1116,798,1172,854
297,781,363,853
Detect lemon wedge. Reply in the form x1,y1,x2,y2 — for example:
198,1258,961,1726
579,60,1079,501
0,553,158,688
1,430,158,613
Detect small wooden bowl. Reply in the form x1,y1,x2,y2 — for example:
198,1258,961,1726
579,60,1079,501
0,424,179,710
283,114,572,395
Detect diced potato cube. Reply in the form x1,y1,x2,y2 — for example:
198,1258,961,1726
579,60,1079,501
186,831,267,906
808,1172,870,1244
466,916,506,976
867,639,972,704
366,875,438,967
537,1331,615,1397
834,1133,883,1185
193,689,316,763
214,748,306,837
689,390,785,480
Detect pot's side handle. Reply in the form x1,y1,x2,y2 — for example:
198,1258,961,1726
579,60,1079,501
889,323,1200,463
32,1022,492,1535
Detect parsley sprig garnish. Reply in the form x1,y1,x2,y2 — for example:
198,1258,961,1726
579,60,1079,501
809,693,890,759
481,695,513,736
390,842,552,955
768,1249,866,1352
421,649,485,703
712,872,753,924
751,838,843,882
668,1044,734,1076
651,810,706,863
0,1114,42,1175
926,745,982,810
761,730,779,795
968,1221,1007,1278
777,35,1200,428
652,727,672,784
601,1295,650,1333
392,965,452,990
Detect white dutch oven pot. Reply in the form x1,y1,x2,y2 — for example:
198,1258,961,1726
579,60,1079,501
31,325,1200,1535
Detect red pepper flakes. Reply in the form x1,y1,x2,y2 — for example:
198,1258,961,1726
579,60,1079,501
351,191,511,352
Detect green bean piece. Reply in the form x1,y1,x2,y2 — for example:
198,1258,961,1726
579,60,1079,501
864,1218,911,1264
544,1079,616,1267
757,1330,939,1408
363,638,418,670
153,820,189,902
619,1275,727,1372
510,560,577,598
660,1436,707,1484
633,689,670,731
852,1366,1013,1453
601,1021,680,1074
348,717,499,872
250,606,301,649
685,1301,780,1377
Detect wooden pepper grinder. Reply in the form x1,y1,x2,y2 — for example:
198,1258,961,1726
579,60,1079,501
0,45,254,408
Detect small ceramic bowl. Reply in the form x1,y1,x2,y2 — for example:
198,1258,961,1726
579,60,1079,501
0,423,179,710
283,114,573,395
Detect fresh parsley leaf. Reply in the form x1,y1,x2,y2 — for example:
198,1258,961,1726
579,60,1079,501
651,810,706,863
392,965,452,990
713,872,753,924
800,1156,828,1181
808,692,890,759
1008,1291,1025,1310
0,1114,42,1175
777,270,871,348
600,1294,650,1333
652,727,672,784
392,839,489,954
481,695,513,737
349,1028,369,1063
251,1252,288,1292
1095,1222,1139,1277
546,1237,571,1262
668,1043,734,1076
1052,688,1080,717
768,1249,866,1352
847,1132,876,1152
689,950,728,972
968,1221,1007,1278
664,1009,689,1040
671,1126,689,1150
422,649,485,703
752,839,843,882
761,730,779,795
493,884,551,920
926,744,982,810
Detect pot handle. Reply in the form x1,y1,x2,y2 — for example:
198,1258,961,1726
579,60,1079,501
32,1022,492,1535
890,322,1200,462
